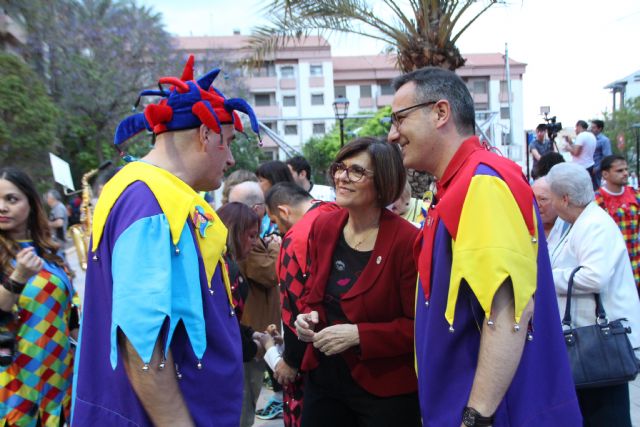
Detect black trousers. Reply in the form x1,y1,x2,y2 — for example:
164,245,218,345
576,383,631,427
300,355,421,427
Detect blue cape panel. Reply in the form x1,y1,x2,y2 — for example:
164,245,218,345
110,214,206,368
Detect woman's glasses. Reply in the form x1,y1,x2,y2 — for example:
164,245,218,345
330,162,374,182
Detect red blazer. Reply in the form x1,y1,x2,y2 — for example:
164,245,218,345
301,208,419,397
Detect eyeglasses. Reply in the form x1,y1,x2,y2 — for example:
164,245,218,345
390,101,437,128
330,162,374,182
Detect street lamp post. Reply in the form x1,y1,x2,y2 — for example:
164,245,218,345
632,124,640,178
333,96,350,147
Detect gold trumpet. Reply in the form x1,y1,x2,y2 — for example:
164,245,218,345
68,161,112,270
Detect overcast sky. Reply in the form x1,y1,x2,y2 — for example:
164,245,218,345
143,0,640,130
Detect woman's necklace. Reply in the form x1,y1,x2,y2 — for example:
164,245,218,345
349,225,379,250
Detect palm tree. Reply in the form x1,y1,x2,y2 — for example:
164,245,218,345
248,0,502,72
247,0,503,197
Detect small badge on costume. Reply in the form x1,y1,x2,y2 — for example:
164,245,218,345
194,205,214,238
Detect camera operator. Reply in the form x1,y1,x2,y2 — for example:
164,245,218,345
563,120,598,190
530,123,557,170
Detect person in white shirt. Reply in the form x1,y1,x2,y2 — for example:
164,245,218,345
546,162,640,427
563,120,597,189
286,156,335,202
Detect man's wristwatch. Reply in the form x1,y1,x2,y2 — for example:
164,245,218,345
462,406,494,427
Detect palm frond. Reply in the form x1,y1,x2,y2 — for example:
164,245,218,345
248,0,500,72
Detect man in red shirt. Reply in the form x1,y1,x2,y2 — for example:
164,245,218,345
264,182,338,427
595,155,640,288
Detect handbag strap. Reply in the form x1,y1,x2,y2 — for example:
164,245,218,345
562,266,608,328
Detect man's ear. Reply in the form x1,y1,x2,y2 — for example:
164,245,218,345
433,100,452,130
198,124,209,152
278,204,290,220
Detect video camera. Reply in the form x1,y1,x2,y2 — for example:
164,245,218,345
543,113,562,140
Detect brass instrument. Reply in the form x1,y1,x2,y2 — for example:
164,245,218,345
67,160,111,270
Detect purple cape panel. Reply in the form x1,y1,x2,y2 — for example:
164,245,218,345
415,166,582,427
72,182,242,427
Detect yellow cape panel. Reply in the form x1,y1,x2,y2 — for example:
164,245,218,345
91,162,232,305
447,174,538,326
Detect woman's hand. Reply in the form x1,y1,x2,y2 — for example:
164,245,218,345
11,247,43,283
295,311,318,342
313,324,360,356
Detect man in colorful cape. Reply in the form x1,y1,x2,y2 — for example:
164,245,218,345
388,67,582,426
595,154,640,288
264,182,339,426
71,55,261,426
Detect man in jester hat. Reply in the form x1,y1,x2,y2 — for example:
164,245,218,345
71,55,261,426
388,67,582,426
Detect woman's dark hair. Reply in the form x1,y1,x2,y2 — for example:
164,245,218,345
334,137,406,207
0,167,64,274
255,161,295,186
216,202,260,261
532,152,565,179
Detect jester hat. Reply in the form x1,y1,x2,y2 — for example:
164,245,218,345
114,55,260,146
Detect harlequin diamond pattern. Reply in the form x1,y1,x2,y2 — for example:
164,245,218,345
279,236,309,331
0,270,73,427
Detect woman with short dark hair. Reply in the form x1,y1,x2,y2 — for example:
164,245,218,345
255,161,295,195
295,137,420,426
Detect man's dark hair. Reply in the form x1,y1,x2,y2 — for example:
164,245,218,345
265,182,312,213
591,119,605,131
392,67,475,136
576,120,589,130
600,154,627,172
334,137,405,207
536,123,548,132
255,160,295,186
532,152,565,179
286,156,312,181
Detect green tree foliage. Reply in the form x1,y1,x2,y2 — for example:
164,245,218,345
6,0,177,181
604,97,640,167
0,53,59,184
303,109,391,184
229,126,264,174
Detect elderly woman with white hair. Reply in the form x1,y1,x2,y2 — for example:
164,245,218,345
547,162,640,427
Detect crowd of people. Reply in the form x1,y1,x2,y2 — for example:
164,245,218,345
2,54,640,427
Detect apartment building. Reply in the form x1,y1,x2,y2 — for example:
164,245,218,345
605,70,640,112
175,34,527,162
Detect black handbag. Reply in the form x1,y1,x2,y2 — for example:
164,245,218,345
562,266,639,389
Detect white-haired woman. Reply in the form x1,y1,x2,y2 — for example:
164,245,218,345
547,162,640,427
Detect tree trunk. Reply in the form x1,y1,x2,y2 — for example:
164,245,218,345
407,168,435,199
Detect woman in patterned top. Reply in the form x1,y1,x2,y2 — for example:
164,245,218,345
0,167,77,427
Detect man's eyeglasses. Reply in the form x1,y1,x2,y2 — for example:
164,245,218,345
390,101,437,128
330,162,374,182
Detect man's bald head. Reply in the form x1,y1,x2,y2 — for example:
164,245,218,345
229,181,265,217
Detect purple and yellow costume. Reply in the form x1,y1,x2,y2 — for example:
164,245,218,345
71,56,260,426
414,137,582,426
0,242,75,427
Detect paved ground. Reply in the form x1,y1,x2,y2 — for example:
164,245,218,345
65,246,640,426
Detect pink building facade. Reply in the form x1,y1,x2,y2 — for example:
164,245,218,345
175,35,527,162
